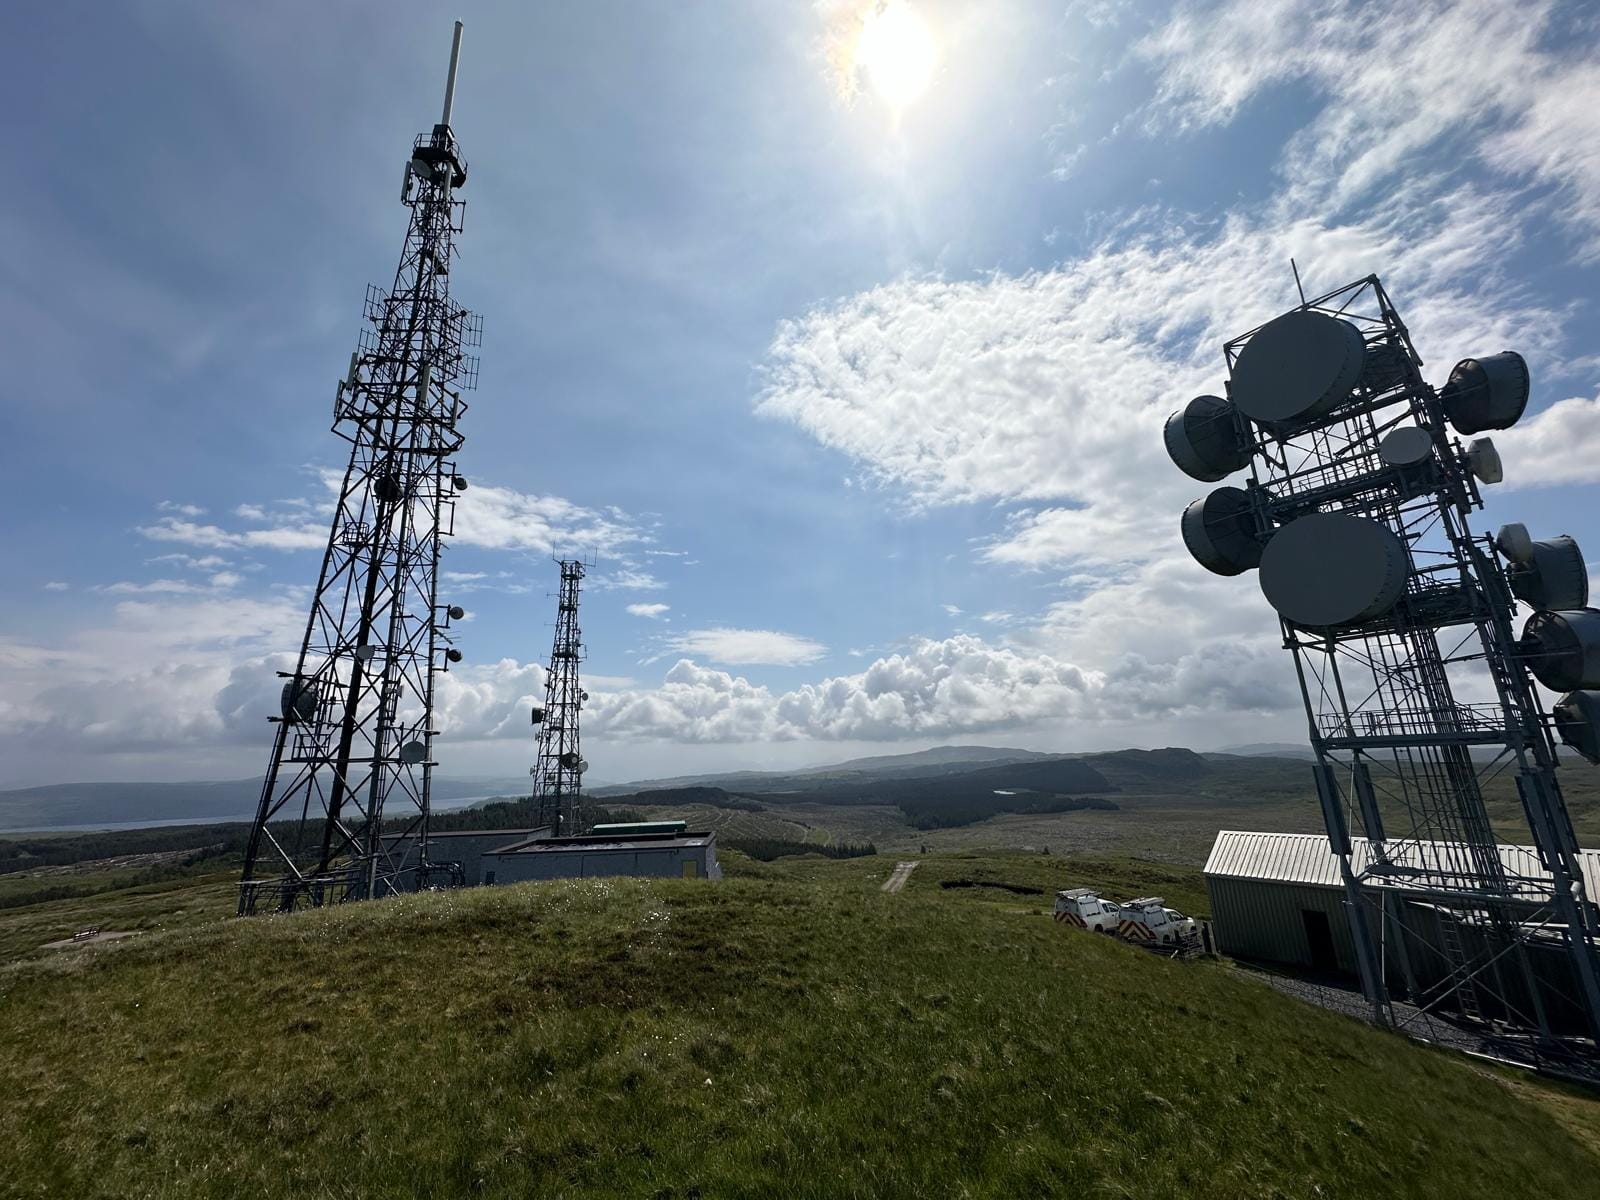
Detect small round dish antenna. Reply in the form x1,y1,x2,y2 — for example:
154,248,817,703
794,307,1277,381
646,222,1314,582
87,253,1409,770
1496,523,1534,564
374,474,405,504
1230,311,1367,425
1180,487,1264,576
1378,426,1432,467
1259,512,1408,628
353,644,376,664
400,740,428,765
1164,395,1251,481
1520,609,1600,691
1440,351,1528,434
448,605,466,620
446,648,463,663
1510,536,1589,612
1466,437,1502,484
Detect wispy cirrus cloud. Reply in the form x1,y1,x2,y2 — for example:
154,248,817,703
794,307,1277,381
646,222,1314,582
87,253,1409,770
661,627,827,667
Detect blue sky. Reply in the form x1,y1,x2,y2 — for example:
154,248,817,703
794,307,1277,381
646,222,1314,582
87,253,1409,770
4,0,1600,787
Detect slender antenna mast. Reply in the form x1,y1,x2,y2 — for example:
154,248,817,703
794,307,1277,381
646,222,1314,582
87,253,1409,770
441,20,464,127
238,22,481,913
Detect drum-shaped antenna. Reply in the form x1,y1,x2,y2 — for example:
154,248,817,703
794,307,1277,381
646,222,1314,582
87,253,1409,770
1230,311,1367,425
1509,536,1588,612
559,750,581,769
530,706,545,724
1496,522,1534,564
1466,437,1502,484
1180,487,1264,576
1378,426,1432,467
279,678,318,724
1163,395,1250,481
1521,609,1600,691
1553,690,1600,764
1259,512,1408,628
1440,351,1528,434
448,604,466,620
400,740,428,765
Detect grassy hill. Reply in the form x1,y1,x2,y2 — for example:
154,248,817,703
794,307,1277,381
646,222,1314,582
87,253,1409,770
2,855,1597,1198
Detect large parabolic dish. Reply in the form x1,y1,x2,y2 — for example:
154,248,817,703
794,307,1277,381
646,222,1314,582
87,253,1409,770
1258,512,1409,627
1229,310,1367,425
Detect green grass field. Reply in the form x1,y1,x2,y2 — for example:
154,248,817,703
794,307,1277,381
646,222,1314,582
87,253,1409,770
2,853,1597,1198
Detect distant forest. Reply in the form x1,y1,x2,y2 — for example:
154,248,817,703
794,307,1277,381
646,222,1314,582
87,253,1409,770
725,839,875,862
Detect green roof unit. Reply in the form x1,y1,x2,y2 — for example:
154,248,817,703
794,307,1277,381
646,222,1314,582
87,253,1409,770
589,821,688,837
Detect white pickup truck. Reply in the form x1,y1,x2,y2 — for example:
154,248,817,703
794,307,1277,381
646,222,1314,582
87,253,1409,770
1117,897,1198,947
1053,888,1122,932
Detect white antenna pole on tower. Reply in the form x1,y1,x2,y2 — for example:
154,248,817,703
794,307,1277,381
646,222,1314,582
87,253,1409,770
441,21,464,127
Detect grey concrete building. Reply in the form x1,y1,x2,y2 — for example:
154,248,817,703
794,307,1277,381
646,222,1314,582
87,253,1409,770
481,828,721,885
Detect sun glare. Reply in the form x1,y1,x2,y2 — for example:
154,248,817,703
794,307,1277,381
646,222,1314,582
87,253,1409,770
854,1,937,112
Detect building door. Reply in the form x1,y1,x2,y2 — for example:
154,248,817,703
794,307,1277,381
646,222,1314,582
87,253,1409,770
682,860,698,879
1301,909,1337,972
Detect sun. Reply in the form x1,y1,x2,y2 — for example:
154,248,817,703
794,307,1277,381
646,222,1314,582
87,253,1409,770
854,1,938,112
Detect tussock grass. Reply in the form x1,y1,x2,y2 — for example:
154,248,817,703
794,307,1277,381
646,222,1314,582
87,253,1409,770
2,867,1597,1198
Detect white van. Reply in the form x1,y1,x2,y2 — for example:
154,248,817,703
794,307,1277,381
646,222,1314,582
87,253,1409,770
1053,888,1121,932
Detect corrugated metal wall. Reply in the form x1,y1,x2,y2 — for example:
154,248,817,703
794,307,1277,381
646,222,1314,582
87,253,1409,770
1205,876,1357,974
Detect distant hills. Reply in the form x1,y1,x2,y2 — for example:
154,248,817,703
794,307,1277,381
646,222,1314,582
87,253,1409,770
0,743,1314,832
589,744,1056,797
1216,742,1317,759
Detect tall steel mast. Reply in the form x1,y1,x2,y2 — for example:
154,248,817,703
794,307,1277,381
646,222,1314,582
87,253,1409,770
239,22,481,914
531,559,590,836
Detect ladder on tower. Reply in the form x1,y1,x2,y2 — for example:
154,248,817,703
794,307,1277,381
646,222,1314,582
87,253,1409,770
1438,912,1485,1026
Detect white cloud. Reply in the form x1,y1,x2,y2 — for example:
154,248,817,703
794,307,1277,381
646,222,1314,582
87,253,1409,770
1494,393,1600,488
139,516,327,552
43,582,69,592
593,568,666,592
662,628,828,667
451,482,644,556
942,604,962,616
760,182,1547,575
157,500,206,517
140,477,649,561
1138,0,1600,245
626,603,671,619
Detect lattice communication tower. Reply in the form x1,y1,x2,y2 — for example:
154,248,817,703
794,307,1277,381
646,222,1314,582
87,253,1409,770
239,23,481,914
1168,272,1600,1054
530,559,590,835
